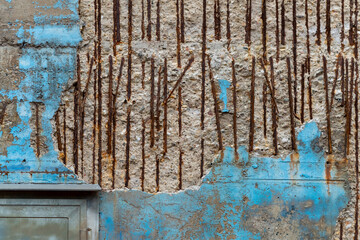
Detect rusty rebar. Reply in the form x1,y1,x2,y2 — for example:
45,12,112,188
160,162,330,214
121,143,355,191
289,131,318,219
354,61,359,240
276,0,280,61
245,0,252,45
178,87,183,189
150,58,155,148
63,106,67,165
249,57,256,152
214,0,221,40
141,119,145,191
147,0,152,41
341,56,345,107
55,110,62,152
226,0,231,49
232,59,238,155
301,63,305,123
326,0,331,53
308,56,313,119
293,0,297,114
178,86,182,137
330,55,341,111
180,0,185,43
305,0,310,70
281,0,285,45
263,73,267,138
125,0,133,188
112,0,120,55
341,0,345,49
207,55,223,151
178,148,183,190
35,103,41,158
355,0,359,59
125,106,131,187
73,57,80,174
156,66,162,131
164,55,195,104
163,58,168,154
260,59,279,113
287,57,297,151
316,0,321,45
270,57,278,155
350,0,355,45
156,154,160,192
142,60,145,89
141,0,145,39
347,58,355,155
262,0,267,60
323,56,332,154
92,68,97,184
176,0,181,68
107,55,113,155
156,0,160,41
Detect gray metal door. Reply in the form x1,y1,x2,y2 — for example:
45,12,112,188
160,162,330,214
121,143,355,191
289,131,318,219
0,189,99,240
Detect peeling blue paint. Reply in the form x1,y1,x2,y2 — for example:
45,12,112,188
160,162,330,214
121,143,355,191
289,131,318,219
16,25,81,46
0,0,82,183
218,79,231,113
99,122,349,239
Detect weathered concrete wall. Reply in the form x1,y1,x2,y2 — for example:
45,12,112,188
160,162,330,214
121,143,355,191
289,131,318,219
1,0,360,239
0,0,81,183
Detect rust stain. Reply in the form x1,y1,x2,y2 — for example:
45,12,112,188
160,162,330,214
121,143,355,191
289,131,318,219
325,156,333,192
289,152,299,171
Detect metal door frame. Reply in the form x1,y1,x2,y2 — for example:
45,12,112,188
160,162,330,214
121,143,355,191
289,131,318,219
0,184,100,240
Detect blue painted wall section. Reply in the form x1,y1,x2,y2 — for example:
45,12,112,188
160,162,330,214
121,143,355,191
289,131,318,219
218,79,231,113
99,122,349,239
0,0,82,183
